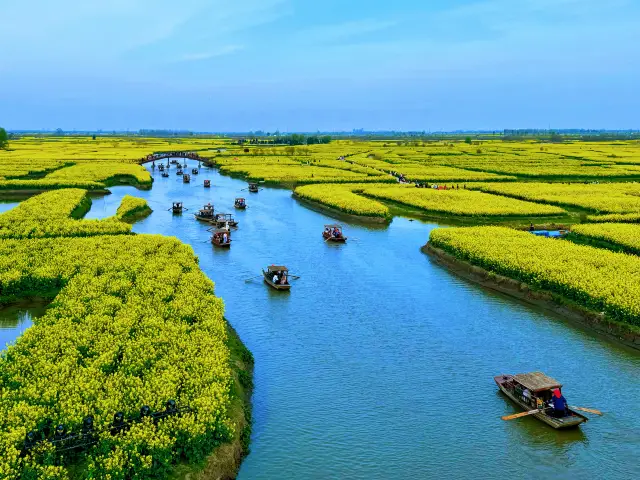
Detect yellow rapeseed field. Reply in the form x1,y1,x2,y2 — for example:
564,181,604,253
429,226,640,328
363,185,567,217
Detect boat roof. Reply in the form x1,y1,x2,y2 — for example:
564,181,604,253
513,372,562,392
325,224,342,228
213,228,229,234
235,197,245,200
266,265,288,272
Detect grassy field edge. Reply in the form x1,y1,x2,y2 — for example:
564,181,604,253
170,320,254,480
422,242,640,351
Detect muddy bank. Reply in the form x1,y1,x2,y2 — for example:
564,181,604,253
423,243,640,351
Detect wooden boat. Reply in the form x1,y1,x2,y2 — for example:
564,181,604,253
158,164,165,171
183,174,191,183
171,202,184,214
494,372,588,429
234,198,246,209
214,213,238,228
170,159,178,164
176,168,183,176
194,204,214,221
161,171,169,178
248,182,259,193
192,168,199,175
323,224,347,243
262,265,291,290
210,228,231,248
204,180,211,188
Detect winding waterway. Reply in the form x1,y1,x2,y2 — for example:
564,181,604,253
3,160,639,479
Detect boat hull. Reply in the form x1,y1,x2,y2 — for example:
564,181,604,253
212,240,231,248
494,375,587,429
323,234,347,243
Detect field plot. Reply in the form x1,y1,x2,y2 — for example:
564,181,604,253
294,183,391,218
363,186,567,217
571,223,640,255
0,189,138,239
429,226,640,329
471,182,640,215
0,235,234,478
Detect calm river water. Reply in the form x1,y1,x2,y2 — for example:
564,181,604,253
3,160,639,479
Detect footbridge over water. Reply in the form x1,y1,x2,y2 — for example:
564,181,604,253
142,152,208,164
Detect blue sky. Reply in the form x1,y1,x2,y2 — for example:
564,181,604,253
1,0,639,131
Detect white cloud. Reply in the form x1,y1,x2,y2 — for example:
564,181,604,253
0,0,289,74
295,18,397,44
178,46,244,62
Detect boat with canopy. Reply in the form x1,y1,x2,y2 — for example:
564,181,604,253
262,265,291,290
494,372,588,429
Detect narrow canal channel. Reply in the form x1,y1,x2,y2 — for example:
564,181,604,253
4,160,639,479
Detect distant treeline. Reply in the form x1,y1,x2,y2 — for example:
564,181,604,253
239,134,332,146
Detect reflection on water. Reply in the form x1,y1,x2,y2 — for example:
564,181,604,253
0,300,49,348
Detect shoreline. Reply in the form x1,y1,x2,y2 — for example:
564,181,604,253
422,243,640,351
292,193,390,224
172,320,254,480
118,205,153,224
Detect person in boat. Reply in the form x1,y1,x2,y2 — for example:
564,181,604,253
272,273,279,284
529,223,535,232
549,388,568,417
279,272,288,285
522,388,531,406
222,232,228,244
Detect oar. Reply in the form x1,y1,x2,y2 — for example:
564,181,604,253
244,275,263,283
501,409,541,421
569,406,603,415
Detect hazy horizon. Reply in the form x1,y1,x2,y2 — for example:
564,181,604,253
1,0,639,132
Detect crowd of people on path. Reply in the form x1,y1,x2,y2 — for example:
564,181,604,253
389,170,467,190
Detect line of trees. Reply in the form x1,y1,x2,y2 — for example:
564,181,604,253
241,134,332,146
0,127,9,149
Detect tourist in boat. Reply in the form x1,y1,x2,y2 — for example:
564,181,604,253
222,232,228,244
550,388,568,417
272,273,279,284
522,388,531,406
280,272,288,285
